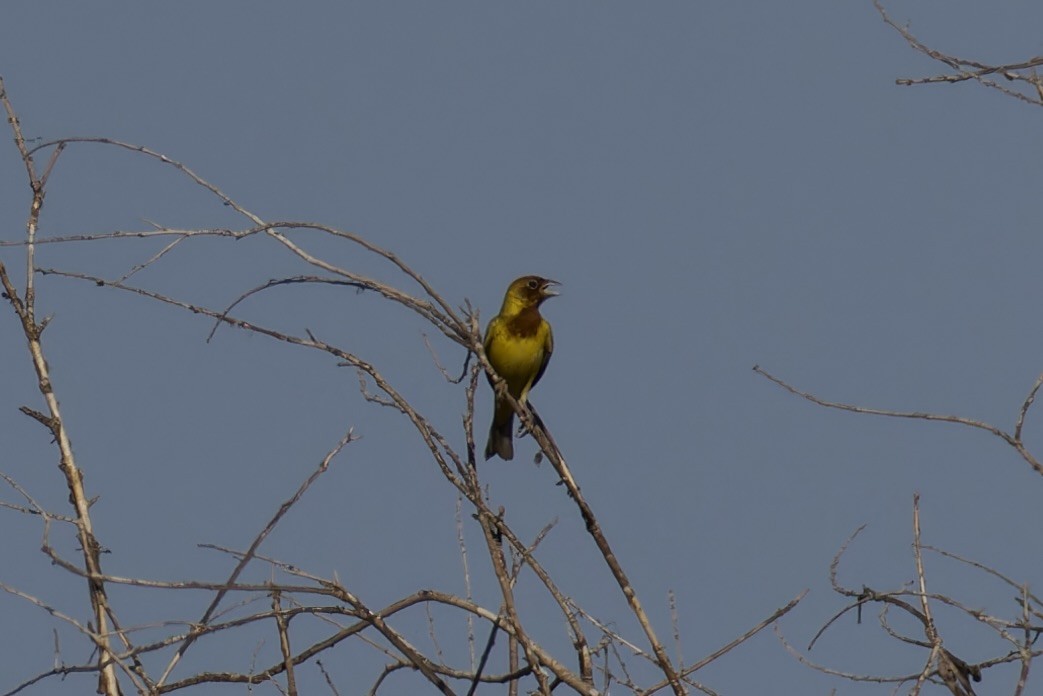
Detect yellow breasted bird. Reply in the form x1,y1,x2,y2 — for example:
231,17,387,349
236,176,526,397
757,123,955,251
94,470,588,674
484,275,558,460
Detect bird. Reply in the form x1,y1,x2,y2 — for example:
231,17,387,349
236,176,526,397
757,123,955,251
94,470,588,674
483,275,558,460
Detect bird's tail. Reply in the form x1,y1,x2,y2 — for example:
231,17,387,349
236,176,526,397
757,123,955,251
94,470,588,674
484,404,514,461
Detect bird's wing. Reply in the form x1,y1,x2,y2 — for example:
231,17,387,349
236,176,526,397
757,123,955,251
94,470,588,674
531,321,553,389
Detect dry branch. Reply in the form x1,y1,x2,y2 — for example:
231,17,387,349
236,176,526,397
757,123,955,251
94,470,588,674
874,0,1043,107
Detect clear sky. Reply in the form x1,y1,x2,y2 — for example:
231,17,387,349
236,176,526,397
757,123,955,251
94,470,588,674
3,1,1043,694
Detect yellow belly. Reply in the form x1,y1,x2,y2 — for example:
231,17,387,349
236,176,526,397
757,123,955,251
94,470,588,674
486,329,547,401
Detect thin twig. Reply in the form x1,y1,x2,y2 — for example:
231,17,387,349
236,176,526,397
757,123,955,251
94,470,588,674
753,365,1043,476
873,0,1043,107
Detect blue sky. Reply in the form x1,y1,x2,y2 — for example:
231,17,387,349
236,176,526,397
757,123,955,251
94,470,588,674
3,2,1043,694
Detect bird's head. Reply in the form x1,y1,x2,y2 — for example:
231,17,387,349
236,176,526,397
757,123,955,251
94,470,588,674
505,275,560,309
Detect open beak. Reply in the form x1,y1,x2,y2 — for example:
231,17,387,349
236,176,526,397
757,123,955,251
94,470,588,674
540,279,561,298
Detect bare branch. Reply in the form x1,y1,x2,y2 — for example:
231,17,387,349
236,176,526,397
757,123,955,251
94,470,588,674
1,75,123,696
639,592,808,696
753,365,1043,476
157,428,355,685
873,0,1043,106
272,590,298,696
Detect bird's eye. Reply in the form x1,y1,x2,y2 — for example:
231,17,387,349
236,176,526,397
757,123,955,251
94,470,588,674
527,279,539,290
